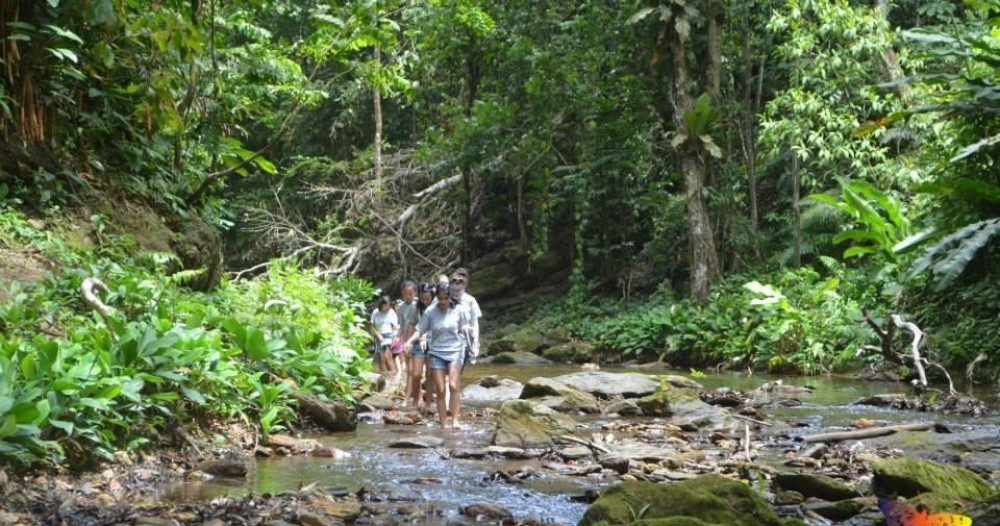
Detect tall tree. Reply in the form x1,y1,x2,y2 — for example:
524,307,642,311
630,1,721,304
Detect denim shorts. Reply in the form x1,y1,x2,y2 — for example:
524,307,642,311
428,353,463,371
410,342,427,359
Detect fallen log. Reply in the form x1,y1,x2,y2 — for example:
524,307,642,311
801,423,932,443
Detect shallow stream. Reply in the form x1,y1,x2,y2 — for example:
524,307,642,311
158,365,1000,525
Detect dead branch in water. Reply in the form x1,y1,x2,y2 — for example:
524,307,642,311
801,423,932,443
857,313,957,396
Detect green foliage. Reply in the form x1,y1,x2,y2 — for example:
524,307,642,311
548,263,872,374
0,215,372,468
904,218,1000,291
810,177,911,261
760,0,907,191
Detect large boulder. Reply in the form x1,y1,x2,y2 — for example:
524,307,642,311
580,475,786,526
553,372,659,399
872,457,992,500
492,400,577,449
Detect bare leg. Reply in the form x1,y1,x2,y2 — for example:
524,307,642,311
423,361,434,414
447,362,462,428
408,356,425,407
430,368,448,427
381,349,395,376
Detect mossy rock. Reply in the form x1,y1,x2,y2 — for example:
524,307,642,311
580,475,785,526
635,388,700,417
492,400,577,449
774,473,857,502
872,457,992,500
542,340,596,363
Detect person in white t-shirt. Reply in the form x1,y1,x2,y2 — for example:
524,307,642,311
369,295,398,376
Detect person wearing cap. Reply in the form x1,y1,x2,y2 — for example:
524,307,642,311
448,267,481,362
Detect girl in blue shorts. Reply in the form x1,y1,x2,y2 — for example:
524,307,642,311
404,283,470,428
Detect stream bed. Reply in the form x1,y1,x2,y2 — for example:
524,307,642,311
157,365,1000,525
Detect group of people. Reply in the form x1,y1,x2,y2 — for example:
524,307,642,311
368,268,482,429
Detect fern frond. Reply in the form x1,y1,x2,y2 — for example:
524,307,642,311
801,201,849,233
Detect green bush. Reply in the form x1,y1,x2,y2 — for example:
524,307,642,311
0,210,374,468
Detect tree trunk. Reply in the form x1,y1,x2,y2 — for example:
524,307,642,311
373,45,383,203
667,20,720,305
741,11,763,261
792,149,801,268
460,35,479,264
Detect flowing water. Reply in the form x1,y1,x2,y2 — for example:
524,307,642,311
159,365,1000,525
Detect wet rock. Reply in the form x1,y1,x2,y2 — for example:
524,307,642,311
266,434,307,451
559,446,593,460
196,459,248,478
307,499,362,520
486,324,560,355
295,393,357,432
774,490,805,505
553,372,659,399
359,393,396,411
462,502,514,521
774,472,857,501
580,475,785,526
521,378,601,413
383,411,416,425
462,377,523,402
802,444,828,459
598,454,631,475
542,340,596,363
803,497,866,521
662,375,704,390
602,399,642,416
389,436,445,449
493,400,577,449
491,351,553,365
298,513,336,526
873,457,992,500
311,446,351,459
450,446,536,460
135,519,180,526
521,377,580,398
644,388,735,430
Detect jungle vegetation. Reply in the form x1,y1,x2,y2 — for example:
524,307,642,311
1,0,1000,467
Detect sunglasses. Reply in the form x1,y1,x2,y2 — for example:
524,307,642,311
450,278,465,284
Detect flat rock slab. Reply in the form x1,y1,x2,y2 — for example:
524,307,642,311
388,436,445,449
553,372,659,399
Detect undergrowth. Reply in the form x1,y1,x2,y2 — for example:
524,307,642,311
0,206,374,469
